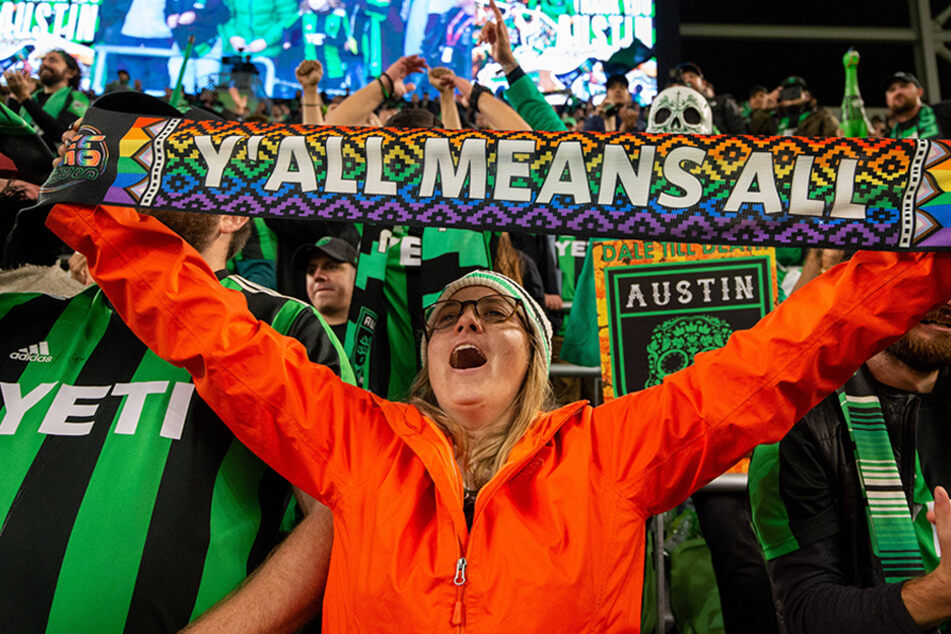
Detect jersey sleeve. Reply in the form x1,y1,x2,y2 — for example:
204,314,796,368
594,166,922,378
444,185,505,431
503,70,567,132
748,409,842,560
590,249,951,516
47,203,387,509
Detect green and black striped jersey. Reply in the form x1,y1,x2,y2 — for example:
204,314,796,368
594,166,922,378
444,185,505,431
0,273,352,632
346,226,491,400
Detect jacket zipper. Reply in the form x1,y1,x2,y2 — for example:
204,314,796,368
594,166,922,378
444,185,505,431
452,556,467,628
447,439,554,630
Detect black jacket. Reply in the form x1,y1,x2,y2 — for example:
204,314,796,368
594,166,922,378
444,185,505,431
750,366,949,634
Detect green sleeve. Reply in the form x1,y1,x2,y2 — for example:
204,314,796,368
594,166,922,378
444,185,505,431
558,241,601,367
748,419,840,562
504,74,567,132
748,442,800,560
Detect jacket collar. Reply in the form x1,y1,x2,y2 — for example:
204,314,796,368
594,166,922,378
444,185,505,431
381,399,589,541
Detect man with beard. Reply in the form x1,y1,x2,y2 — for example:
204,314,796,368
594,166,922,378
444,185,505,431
884,71,946,140
750,277,951,632
3,50,90,151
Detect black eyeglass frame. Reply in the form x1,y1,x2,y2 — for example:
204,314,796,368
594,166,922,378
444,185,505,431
423,294,528,339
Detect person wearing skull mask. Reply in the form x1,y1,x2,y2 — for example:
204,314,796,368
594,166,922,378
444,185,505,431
750,75,840,137
561,85,717,368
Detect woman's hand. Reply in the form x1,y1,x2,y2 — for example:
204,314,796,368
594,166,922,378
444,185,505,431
68,251,93,286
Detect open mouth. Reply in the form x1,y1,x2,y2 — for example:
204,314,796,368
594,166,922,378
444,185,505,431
450,344,487,370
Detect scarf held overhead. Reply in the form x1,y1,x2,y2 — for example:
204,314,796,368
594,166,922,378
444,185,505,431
38,107,951,250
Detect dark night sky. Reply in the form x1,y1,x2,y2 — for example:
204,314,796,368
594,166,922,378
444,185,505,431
667,0,933,109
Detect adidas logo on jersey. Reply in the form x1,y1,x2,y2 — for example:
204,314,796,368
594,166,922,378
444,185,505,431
9,341,53,363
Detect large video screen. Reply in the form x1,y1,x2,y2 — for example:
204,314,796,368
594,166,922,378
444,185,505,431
0,0,655,104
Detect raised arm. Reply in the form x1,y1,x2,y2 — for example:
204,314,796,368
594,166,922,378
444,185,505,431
592,250,951,516
439,71,531,131
325,55,427,126
295,60,325,126
46,203,390,508
479,0,566,132
429,67,462,130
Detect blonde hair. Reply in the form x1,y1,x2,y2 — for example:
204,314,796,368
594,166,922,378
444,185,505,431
493,232,524,286
409,323,553,489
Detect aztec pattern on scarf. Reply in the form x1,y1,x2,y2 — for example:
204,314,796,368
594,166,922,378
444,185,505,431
38,108,951,250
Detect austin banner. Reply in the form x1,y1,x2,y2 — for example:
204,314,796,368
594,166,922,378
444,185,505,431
38,107,951,250
593,241,778,401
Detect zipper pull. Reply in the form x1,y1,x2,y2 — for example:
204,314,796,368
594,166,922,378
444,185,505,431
452,599,464,626
453,557,467,585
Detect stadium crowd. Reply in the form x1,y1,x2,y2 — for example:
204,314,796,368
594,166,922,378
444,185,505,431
2,3,951,633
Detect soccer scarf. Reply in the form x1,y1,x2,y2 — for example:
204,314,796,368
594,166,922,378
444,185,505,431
37,107,951,251
890,105,941,140
838,375,926,583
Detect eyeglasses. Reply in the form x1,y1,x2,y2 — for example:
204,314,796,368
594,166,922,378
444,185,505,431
424,294,523,336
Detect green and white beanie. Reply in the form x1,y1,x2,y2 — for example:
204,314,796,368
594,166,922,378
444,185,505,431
422,270,553,371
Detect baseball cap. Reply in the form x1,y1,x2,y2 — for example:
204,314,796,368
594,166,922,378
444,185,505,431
882,71,920,92
675,62,704,78
780,76,808,90
605,73,629,90
293,237,358,270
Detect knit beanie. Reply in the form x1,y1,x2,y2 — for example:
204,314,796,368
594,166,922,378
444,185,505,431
421,270,553,371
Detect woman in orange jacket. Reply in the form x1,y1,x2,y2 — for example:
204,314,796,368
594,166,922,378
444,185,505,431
48,202,951,632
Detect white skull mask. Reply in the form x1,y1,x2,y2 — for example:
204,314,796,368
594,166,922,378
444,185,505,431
646,86,713,134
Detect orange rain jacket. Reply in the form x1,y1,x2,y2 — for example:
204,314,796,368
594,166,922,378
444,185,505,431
48,203,951,633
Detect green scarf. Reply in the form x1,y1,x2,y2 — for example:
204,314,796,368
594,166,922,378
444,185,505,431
838,376,926,583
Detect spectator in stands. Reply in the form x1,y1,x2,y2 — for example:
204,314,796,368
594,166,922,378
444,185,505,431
104,69,135,94
583,73,640,132
294,236,358,342
884,71,945,139
751,253,951,633
748,85,768,112
3,50,90,151
870,114,888,137
266,60,357,303
750,75,840,137
673,61,747,134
